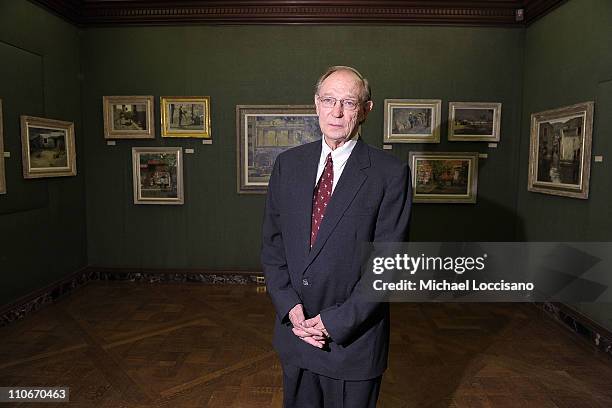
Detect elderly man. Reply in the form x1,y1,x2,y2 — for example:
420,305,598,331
261,66,411,408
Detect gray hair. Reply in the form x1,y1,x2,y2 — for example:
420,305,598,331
314,65,372,102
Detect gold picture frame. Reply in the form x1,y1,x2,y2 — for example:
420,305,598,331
103,95,155,139
448,102,502,142
383,99,441,143
408,151,479,203
161,96,211,139
20,115,77,179
528,101,594,199
0,99,6,194
132,147,184,205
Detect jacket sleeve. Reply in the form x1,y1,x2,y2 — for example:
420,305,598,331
261,155,302,322
320,162,412,345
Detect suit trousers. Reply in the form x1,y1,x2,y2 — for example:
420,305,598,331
282,362,382,408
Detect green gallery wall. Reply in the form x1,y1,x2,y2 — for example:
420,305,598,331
0,0,86,306
81,25,524,269
518,0,612,330
0,0,610,331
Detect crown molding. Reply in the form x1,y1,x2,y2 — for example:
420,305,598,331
523,0,568,25
29,0,82,24
29,0,566,27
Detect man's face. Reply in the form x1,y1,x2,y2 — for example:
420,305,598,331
315,70,373,145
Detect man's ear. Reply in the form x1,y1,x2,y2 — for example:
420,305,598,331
360,100,374,123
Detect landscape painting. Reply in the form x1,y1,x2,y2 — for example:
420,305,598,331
384,99,441,143
409,152,478,203
448,102,501,142
528,102,594,199
161,96,211,138
20,115,77,178
237,105,322,194
132,147,184,205
103,96,154,139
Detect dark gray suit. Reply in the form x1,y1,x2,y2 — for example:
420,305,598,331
261,139,411,384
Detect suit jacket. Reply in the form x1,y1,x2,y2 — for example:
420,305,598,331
261,139,412,380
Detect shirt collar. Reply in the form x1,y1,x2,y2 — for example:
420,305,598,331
321,134,359,164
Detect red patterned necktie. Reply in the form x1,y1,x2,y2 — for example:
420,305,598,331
311,153,333,247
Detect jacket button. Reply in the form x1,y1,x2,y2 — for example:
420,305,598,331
302,279,309,286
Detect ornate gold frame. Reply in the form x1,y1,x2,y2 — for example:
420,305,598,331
160,96,211,139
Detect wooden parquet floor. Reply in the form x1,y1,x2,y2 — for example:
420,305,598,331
1,281,611,407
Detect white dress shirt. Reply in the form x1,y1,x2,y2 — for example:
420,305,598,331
314,135,359,193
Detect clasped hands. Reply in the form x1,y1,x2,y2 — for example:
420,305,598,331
288,303,329,349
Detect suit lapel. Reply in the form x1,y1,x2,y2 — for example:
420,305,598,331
295,141,321,264
302,140,371,274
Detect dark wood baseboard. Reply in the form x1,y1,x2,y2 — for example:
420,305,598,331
0,266,264,327
89,266,262,276
539,302,612,359
0,266,93,326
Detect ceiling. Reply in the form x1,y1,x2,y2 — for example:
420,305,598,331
30,0,567,27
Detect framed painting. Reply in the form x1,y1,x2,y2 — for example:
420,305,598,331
383,99,441,143
103,95,154,139
0,99,5,194
20,115,77,179
161,96,211,139
448,102,502,142
408,151,479,203
528,101,594,199
236,105,322,194
132,147,184,205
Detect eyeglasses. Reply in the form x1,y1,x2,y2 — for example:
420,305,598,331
316,96,361,111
